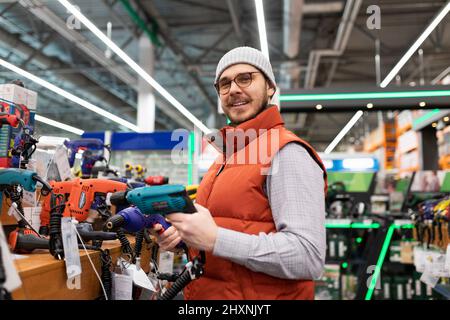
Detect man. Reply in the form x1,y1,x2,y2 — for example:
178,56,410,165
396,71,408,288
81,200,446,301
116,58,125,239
154,47,327,300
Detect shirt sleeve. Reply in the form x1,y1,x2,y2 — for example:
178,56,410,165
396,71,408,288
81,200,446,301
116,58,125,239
212,142,326,280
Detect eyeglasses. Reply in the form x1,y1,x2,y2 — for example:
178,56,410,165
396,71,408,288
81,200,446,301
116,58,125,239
215,72,261,95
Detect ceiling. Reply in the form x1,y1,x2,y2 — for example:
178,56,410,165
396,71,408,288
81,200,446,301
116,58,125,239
0,0,448,151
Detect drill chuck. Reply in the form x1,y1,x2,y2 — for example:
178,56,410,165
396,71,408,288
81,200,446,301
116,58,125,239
105,214,125,231
109,190,128,206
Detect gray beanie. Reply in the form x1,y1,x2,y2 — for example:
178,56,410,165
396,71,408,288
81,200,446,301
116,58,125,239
215,46,276,87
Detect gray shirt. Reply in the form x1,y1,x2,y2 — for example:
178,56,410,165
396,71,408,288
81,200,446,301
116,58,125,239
212,142,326,280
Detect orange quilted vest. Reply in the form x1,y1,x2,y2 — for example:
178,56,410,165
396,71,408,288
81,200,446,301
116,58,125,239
184,106,327,300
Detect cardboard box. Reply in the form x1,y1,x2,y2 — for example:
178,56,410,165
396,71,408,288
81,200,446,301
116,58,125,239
0,84,37,110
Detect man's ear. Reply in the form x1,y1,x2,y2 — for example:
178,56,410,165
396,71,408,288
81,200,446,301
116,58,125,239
267,82,276,98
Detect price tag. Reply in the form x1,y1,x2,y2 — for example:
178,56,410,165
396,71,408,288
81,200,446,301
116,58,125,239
431,252,450,278
158,251,174,274
0,222,22,292
123,263,156,291
445,244,450,272
61,218,81,280
54,145,72,181
413,246,426,272
22,190,36,207
420,254,439,288
112,273,133,300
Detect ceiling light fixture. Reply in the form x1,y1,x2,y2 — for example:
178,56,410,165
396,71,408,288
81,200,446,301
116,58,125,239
58,0,210,134
254,0,270,60
324,111,364,154
0,58,138,131
35,115,84,135
380,2,450,88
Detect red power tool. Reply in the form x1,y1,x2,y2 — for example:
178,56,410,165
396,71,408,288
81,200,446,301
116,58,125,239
0,112,21,129
39,180,74,235
62,178,127,222
144,176,169,186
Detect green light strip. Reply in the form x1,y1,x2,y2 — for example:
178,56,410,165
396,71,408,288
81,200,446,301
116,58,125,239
325,223,380,229
280,90,450,102
413,109,441,126
187,131,194,185
365,224,396,300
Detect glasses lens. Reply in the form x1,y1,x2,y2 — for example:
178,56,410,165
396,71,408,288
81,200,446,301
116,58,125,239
218,80,231,94
236,73,253,87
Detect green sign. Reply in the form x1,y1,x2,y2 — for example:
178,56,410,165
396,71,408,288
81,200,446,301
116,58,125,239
327,172,374,193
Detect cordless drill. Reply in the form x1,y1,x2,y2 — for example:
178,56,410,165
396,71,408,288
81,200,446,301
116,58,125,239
62,178,127,222
109,184,197,216
80,150,106,178
134,165,146,181
0,169,52,228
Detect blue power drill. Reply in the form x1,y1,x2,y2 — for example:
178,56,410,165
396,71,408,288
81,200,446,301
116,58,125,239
0,168,52,233
63,138,105,168
109,184,197,216
10,125,38,169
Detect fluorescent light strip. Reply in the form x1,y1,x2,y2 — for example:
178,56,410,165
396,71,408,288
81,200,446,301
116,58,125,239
280,89,450,101
324,111,363,154
58,0,210,135
380,2,450,88
35,115,84,135
323,2,450,154
0,58,138,132
255,0,270,60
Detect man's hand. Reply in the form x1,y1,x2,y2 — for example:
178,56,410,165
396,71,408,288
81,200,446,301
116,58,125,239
166,203,218,252
150,224,182,252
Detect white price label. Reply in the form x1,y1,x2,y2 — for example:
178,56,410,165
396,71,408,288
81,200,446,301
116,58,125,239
54,146,72,181
158,251,174,274
413,247,426,272
431,253,450,278
22,190,36,207
112,273,133,300
61,218,81,279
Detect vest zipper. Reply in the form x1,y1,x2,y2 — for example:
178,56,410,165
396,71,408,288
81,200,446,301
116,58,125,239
216,163,225,176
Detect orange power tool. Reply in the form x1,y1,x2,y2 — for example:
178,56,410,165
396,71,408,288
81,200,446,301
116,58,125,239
39,180,74,235
62,178,127,222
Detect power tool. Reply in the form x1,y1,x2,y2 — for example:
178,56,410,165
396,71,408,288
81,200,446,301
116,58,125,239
8,226,103,254
109,184,203,300
10,125,38,169
63,138,105,168
62,178,127,222
186,184,199,200
0,169,52,233
105,206,185,249
80,150,107,178
39,180,74,235
91,165,119,178
124,163,134,179
144,175,169,186
134,165,146,181
109,184,197,216
0,112,21,129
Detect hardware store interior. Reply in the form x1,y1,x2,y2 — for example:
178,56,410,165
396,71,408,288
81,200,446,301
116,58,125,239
0,0,449,301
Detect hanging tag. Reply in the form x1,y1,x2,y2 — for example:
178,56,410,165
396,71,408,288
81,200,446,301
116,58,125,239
420,253,439,288
0,223,22,292
23,207,41,232
413,246,426,272
124,264,156,291
431,252,450,278
61,218,82,281
22,190,36,207
158,251,174,274
54,145,72,181
112,272,133,300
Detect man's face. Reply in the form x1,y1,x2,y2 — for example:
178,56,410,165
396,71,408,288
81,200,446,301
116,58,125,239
217,64,275,125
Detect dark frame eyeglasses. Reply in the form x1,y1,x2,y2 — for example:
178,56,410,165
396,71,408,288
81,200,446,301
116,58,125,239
214,72,261,95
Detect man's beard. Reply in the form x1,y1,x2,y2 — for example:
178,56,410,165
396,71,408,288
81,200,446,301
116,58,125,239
229,95,270,126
